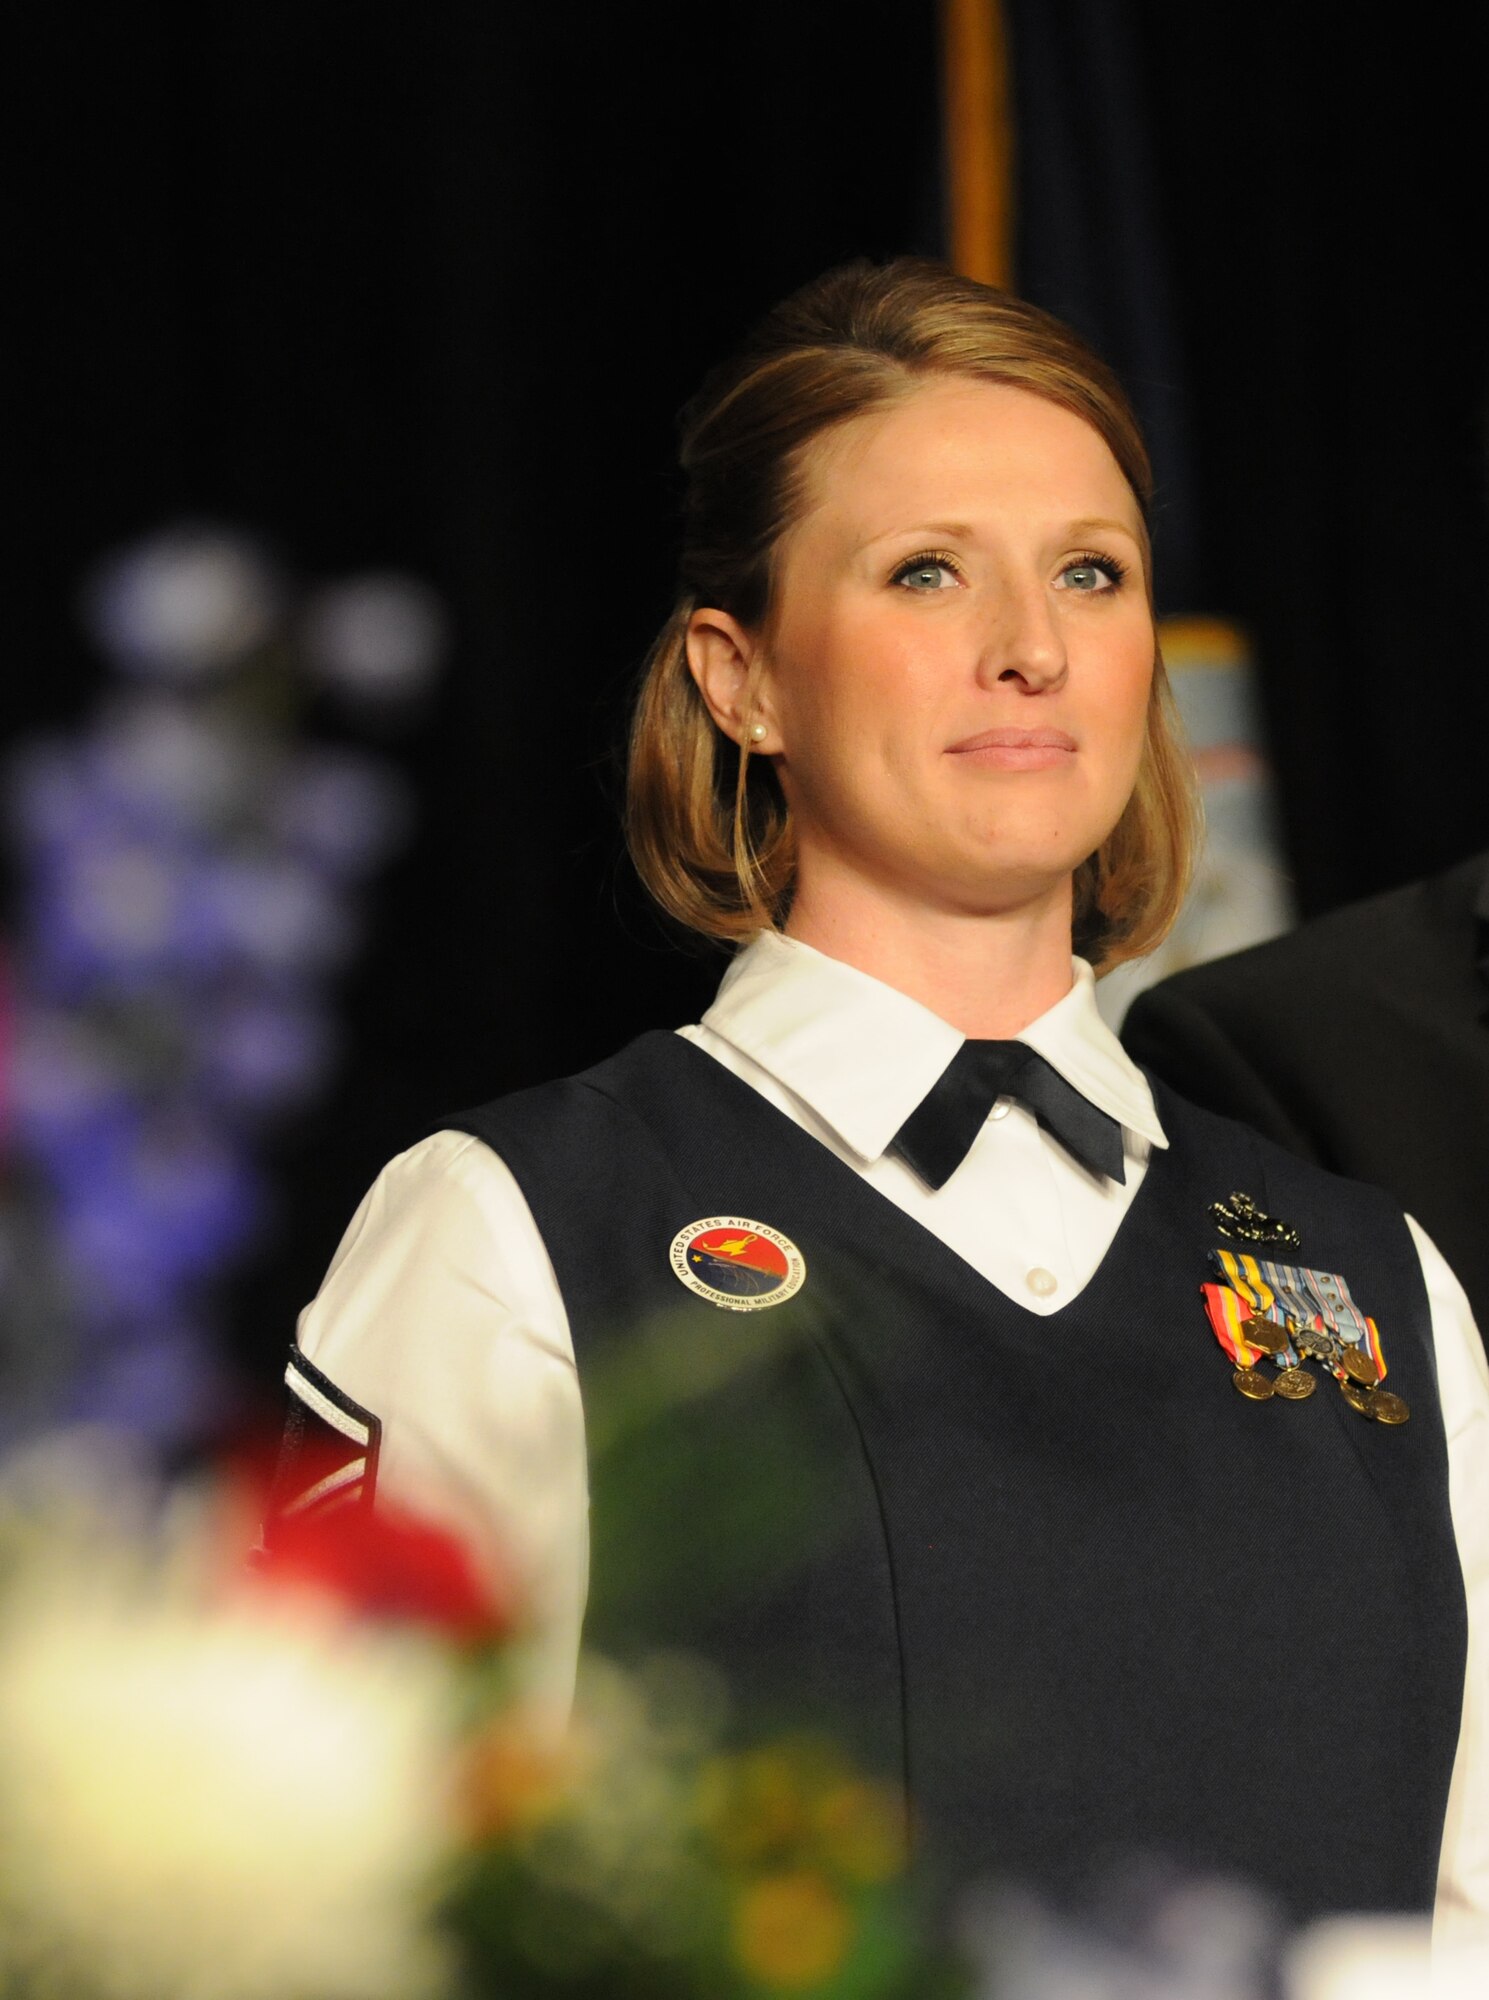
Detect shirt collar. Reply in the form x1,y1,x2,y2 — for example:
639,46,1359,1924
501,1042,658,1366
700,930,1168,1164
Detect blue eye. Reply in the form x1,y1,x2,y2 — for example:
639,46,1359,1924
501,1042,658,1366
1056,554,1126,593
892,553,960,592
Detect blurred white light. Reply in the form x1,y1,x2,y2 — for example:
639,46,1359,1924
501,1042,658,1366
82,529,281,683
302,575,446,705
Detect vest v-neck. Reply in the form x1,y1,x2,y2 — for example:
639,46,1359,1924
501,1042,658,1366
634,1029,1175,1329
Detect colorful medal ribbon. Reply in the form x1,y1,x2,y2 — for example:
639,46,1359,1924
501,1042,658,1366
1203,1248,1405,1422
1208,1249,1299,1365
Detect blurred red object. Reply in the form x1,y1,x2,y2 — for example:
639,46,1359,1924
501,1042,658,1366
236,1437,514,1645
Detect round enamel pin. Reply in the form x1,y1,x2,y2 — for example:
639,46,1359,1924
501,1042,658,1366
669,1216,806,1312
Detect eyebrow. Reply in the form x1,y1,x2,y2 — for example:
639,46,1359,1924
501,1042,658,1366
1064,516,1143,542
857,520,975,550
856,514,1142,552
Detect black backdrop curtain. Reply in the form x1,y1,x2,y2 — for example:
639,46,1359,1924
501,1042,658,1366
10,2,1488,1415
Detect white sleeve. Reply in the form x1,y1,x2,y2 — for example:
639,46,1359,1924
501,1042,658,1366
1409,1214,1489,1959
293,1128,588,1725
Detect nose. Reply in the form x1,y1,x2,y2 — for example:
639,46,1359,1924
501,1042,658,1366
974,577,1068,694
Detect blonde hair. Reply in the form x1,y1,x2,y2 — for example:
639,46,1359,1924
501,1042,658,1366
626,258,1198,970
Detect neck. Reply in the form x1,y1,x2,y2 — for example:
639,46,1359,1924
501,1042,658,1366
784,864,1077,1039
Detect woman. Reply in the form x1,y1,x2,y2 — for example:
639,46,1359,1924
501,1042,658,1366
280,260,1487,1933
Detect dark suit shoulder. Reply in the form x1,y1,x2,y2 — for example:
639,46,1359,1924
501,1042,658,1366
1121,855,1489,1332
1126,850,1487,1020
1149,1072,1408,1223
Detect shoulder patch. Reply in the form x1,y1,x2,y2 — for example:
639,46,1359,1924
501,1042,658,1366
269,1345,383,1524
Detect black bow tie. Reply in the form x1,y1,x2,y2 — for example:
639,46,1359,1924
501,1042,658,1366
889,1040,1126,1190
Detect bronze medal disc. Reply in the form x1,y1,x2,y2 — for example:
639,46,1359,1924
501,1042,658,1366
1233,1366,1275,1401
1243,1316,1288,1355
1369,1389,1410,1425
1273,1366,1316,1401
1340,1347,1380,1386
1340,1377,1374,1416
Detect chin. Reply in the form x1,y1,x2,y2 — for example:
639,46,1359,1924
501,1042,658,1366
923,849,1083,917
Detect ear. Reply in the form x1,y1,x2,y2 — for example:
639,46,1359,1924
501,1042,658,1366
685,606,779,752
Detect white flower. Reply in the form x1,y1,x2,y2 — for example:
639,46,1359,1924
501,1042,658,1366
0,1518,457,2000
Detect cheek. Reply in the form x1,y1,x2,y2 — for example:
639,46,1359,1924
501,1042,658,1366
774,612,924,748
1100,635,1156,747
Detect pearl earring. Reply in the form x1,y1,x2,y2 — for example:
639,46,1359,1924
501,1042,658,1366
749,722,768,743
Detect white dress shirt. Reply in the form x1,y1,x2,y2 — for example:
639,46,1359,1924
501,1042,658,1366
295,931,1489,1943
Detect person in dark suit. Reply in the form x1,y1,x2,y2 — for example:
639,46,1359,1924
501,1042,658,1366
1122,851,1489,1345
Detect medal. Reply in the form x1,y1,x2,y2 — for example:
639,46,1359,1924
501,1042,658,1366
1370,1390,1410,1425
1202,1234,1409,1427
1243,1316,1289,1356
1233,1367,1275,1401
1273,1366,1316,1401
1338,1375,1411,1423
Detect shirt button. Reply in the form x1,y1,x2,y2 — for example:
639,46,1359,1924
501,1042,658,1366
988,1098,1012,1121
1026,1267,1058,1298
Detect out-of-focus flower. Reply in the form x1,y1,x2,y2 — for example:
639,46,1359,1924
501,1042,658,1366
273,747,414,878
199,989,336,1117
72,1314,227,1440
54,1111,264,1296
698,1737,906,1884
457,1709,575,1843
189,850,357,975
255,1468,513,1645
5,522,448,1454
303,574,447,708
7,740,95,852
734,1868,853,1990
0,1494,455,2000
92,694,267,837
7,1012,135,1141
81,528,282,682
55,835,184,968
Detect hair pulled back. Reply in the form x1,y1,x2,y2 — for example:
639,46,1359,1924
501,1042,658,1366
626,257,1197,969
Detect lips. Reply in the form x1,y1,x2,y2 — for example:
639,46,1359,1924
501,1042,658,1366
947,726,1077,756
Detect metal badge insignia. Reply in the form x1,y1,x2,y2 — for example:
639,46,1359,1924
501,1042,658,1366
1292,1323,1340,1364
669,1217,807,1313
1207,1191,1302,1250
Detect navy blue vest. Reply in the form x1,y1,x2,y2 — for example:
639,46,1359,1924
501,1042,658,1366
450,1031,1467,1921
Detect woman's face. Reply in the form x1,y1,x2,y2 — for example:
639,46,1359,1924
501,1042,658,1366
733,377,1155,924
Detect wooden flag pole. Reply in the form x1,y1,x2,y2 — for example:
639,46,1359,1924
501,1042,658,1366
940,0,1013,288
